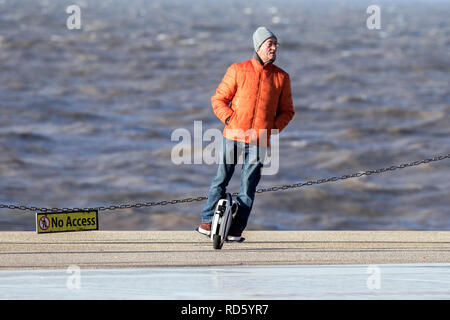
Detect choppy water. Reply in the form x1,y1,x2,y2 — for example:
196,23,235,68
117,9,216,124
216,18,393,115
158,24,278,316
0,0,449,231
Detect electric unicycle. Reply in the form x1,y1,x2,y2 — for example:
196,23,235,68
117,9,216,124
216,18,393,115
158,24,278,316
210,193,238,249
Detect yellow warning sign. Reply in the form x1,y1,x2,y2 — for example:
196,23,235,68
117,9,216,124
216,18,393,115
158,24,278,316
36,210,98,234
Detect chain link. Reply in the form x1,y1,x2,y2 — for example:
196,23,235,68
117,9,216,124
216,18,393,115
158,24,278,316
0,153,448,213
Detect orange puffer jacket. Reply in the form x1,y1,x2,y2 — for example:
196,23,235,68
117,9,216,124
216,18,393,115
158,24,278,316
211,56,295,147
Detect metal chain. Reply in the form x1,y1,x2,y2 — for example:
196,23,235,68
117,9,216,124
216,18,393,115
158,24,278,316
0,153,448,213
253,153,450,195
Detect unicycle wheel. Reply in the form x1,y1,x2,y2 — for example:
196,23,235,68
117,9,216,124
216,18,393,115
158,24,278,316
213,234,223,250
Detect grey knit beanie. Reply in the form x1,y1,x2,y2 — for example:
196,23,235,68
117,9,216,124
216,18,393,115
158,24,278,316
252,26,277,52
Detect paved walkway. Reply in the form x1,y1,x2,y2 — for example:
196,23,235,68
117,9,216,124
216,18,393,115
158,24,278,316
1,231,450,269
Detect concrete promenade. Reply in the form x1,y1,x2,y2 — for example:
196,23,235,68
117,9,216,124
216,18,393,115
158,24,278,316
1,231,450,270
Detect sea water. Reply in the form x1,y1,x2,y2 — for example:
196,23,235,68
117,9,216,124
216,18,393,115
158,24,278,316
0,0,449,231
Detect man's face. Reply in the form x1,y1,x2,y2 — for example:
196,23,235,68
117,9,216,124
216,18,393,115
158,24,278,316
257,37,278,63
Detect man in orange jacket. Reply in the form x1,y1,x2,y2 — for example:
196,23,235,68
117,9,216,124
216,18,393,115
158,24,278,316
197,26,295,241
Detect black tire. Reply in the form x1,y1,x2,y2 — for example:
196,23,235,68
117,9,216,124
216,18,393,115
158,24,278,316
213,234,222,250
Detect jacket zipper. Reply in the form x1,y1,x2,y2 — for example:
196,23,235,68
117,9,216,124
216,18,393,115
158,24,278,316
252,68,264,129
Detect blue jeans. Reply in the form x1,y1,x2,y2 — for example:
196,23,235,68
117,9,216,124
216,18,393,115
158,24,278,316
201,137,264,233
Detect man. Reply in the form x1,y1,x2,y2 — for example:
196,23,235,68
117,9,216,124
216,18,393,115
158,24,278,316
197,26,295,241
